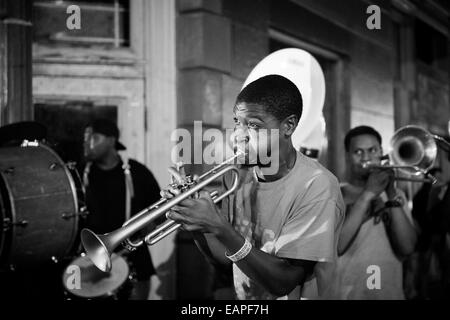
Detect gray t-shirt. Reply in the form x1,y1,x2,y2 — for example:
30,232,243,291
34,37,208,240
331,183,412,299
223,152,345,300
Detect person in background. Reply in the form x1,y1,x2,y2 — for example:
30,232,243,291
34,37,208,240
333,125,417,299
83,118,160,299
409,135,450,299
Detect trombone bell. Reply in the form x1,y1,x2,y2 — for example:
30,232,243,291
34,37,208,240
362,125,439,184
390,125,437,172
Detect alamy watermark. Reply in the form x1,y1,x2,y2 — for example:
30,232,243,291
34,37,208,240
366,265,381,290
366,5,381,30
65,264,81,290
66,5,81,30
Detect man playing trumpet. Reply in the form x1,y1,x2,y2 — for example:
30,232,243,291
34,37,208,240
333,126,417,299
162,75,345,299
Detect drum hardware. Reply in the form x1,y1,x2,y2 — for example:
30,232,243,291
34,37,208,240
0,264,16,272
61,207,89,220
3,167,14,175
20,140,38,147
66,162,77,170
3,217,10,231
20,140,39,147
49,162,59,170
3,217,28,231
61,213,78,220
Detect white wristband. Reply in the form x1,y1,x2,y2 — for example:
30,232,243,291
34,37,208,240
225,239,252,263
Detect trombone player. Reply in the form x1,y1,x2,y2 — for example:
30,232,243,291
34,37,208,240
333,125,417,299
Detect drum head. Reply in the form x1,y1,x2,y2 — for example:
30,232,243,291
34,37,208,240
0,144,80,268
62,253,129,298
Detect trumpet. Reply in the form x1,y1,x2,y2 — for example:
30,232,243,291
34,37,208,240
81,153,242,272
361,125,446,184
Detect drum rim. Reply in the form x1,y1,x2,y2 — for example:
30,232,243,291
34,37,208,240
0,177,4,260
0,169,16,268
62,253,130,298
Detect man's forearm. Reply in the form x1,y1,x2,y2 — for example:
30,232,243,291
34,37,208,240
338,192,372,255
192,232,231,266
214,223,309,297
386,207,417,256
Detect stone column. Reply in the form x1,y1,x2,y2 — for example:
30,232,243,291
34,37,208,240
143,0,178,300
0,0,32,125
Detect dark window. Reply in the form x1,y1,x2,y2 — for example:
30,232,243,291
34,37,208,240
415,19,449,71
32,0,130,48
34,101,117,164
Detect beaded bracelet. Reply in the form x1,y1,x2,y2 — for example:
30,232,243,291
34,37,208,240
385,195,404,208
225,239,252,263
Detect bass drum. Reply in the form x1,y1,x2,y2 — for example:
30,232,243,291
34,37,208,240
0,143,81,270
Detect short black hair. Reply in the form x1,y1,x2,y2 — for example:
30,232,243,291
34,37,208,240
344,125,382,152
235,74,303,122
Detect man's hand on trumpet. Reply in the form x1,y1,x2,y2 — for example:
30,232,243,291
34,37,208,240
364,168,395,201
160,164,227,234
168,191,227,234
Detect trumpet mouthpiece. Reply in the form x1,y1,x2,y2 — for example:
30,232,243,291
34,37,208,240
361,162,373,169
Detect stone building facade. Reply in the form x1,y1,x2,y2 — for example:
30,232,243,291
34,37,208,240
0,0,448,299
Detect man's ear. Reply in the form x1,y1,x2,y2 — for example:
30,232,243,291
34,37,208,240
109,136,117,149
282,115,298,137
345,151,351,163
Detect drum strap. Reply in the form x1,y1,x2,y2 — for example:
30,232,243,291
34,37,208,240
83,157,135,221
122,157,134,221
83,162,92,188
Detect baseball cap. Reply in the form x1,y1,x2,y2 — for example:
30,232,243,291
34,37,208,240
88,118,126,150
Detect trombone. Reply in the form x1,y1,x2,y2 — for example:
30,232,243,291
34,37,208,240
361,125,449,184
81,153,242,272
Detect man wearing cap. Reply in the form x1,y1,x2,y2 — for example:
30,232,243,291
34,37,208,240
83,118,160,299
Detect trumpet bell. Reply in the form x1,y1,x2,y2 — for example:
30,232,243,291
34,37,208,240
81,229,112,272
80,157,241,272
390,125,437,174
